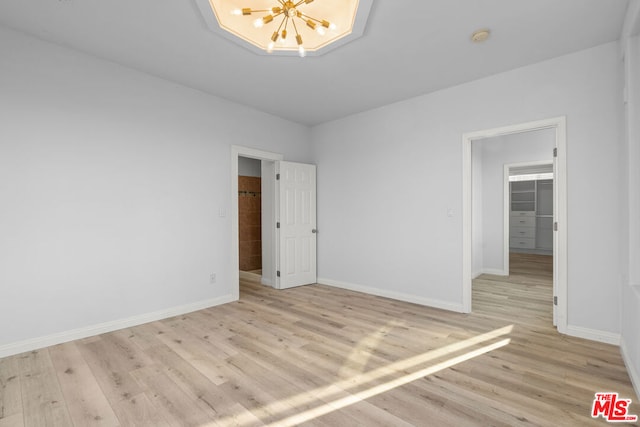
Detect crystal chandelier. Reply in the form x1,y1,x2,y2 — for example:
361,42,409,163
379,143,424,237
232,1,336,57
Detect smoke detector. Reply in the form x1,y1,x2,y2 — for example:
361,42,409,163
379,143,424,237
471,29,491,43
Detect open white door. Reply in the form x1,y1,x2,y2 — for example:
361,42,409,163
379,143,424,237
552,147,558,326
276,161,317,289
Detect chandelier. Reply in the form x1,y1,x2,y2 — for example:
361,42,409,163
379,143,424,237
197,0,371,57
232,1,336,57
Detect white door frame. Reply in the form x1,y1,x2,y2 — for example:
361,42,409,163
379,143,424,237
502,160,553,277
462,116,567,334
231,145,283,300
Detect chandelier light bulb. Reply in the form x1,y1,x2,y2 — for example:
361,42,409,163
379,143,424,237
296,33,305,57
232,1,338,55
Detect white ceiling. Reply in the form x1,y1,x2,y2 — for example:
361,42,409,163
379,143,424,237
0,0,630,126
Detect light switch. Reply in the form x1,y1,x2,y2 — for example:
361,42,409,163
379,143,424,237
447,208,454,217
219,208,226,218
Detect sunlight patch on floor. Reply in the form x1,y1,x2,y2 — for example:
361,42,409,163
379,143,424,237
208,324,514,426
276,338,511,426
338,320,404,378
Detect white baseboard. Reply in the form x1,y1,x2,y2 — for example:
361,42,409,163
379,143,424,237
473,268,508,279
261,278,273,286
481,268,508,277
317,277,465,313
0,294,236,359
565,324,621,346
621,338,640,400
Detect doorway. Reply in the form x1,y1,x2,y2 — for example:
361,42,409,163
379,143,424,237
231,146,318,299
231,146,283,300
462,117,568,334
238,156,263,276
506,162,554,260
498,160,555,278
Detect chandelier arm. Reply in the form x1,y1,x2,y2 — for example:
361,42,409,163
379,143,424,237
297,13,323,23
291,17,300,37
293,0,308,7
275,16,286,33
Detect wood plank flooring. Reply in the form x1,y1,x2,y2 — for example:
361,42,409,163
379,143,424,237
1,254,638,426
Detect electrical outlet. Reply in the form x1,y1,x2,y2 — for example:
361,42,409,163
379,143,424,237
210,273,216,284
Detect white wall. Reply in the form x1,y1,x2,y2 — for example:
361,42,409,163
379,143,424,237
0,26,311,352
238,156,262,177
312,41,623,335
473,129,555,275
620,1,640,398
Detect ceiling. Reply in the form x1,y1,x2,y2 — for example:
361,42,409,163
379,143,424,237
0,0,630,126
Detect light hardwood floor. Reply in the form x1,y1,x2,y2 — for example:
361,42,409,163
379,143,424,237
1,254,638,426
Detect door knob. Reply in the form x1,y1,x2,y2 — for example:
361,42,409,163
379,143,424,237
312,229,317,233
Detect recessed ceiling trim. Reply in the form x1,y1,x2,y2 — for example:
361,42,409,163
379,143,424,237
194,0,373,57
